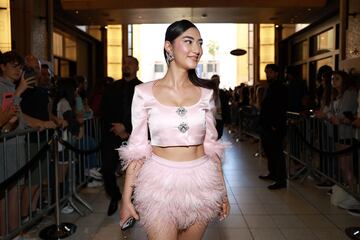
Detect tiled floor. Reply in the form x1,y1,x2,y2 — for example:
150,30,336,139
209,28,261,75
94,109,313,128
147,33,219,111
26,131,358,239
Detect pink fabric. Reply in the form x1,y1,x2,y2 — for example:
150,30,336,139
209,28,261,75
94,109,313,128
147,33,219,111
117,141,152,169
117,80,230,167
134,154,225,232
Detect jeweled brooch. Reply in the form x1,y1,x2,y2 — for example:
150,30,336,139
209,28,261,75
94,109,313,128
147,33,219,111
178,122,189,133
176,106,187,117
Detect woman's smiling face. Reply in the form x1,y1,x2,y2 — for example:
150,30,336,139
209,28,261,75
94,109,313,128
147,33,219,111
168,27,203,70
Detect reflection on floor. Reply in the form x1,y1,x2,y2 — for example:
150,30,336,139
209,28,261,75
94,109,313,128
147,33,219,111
26,131,358,240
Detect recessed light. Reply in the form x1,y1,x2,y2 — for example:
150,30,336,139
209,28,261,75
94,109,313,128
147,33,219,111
75,10,79,14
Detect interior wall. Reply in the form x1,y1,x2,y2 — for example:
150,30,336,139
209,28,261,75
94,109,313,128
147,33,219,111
341,0,360,73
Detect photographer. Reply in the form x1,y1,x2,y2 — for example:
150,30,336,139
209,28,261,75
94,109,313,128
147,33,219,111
0,51,35,235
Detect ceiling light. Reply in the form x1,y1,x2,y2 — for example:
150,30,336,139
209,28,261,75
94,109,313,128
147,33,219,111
201,13,207,18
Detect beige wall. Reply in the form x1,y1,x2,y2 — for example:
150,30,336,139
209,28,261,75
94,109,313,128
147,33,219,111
31,11,48,59
346,0,360,59
341,0,360,72
10,0,49,59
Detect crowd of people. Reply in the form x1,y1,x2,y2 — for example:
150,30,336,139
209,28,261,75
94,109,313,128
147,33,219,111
2,18,360,239
0,50,103,235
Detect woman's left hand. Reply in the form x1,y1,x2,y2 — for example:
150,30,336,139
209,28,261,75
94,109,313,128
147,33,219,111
219,196,230,221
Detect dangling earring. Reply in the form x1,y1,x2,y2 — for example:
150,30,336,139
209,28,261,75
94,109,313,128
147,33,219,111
166,51,174,64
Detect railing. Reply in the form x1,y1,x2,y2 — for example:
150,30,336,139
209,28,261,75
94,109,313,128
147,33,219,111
238,108,360,238
0,118,102,240
238,107,359,200
238,106,263,158
285,112,359,200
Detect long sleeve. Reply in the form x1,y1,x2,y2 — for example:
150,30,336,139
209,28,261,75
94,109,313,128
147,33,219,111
117,86,152,169
203,90,230,160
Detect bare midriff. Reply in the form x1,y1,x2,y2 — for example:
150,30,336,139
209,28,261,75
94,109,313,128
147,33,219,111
152,144,205,161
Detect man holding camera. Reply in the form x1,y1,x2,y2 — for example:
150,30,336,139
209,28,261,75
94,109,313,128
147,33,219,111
20,54,57,130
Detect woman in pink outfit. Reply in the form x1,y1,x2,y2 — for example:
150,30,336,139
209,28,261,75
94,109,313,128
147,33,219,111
118,19,230,240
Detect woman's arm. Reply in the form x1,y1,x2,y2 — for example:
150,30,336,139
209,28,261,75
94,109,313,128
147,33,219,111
120,160,143,224
203,89,231,160
118,85,151,225
203,89,230,219
117,86,152,169
0,107,17,128
215,156,230,220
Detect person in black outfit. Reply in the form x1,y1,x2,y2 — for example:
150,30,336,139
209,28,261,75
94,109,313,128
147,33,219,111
285,65,308,113
258,64,288,190
101,56,142,216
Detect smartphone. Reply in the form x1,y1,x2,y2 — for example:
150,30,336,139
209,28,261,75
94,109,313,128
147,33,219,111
121,217,135,231
23,67,37,79
343,111,356,121
1,92,14,111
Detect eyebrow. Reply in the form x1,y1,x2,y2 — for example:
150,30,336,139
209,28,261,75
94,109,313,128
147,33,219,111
182,36,203,42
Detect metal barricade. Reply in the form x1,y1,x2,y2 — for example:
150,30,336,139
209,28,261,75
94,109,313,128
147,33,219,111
0,118,102,240
238,106,263,159
285,112,359,200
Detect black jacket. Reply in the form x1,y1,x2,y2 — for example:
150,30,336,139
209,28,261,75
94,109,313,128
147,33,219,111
260,80,287,135
101,78,142,135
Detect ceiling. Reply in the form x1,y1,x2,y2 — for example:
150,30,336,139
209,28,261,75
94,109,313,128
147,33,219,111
58,0,339,25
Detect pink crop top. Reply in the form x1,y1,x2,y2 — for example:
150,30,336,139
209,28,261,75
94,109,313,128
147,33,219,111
118,80,229,169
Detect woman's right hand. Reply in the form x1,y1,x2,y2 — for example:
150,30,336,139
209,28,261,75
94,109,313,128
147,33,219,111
15,73,36,96
119,199,139,226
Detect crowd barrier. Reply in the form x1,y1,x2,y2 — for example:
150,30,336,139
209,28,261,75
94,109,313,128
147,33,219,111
0,118,102,240
238,108,360,201
238,106,263,159
285,112,359,200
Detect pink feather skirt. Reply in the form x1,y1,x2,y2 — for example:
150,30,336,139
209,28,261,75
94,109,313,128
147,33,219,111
133,153,225,232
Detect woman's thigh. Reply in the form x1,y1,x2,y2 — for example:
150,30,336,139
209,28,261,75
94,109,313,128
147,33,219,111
147,223,178,240
178,222,207,240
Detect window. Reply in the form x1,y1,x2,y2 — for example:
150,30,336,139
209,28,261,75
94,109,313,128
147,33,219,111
53,31,76,60
53,31,77,77
0,0,11,51
259,24,275,80
53,32,63,57
154,63,164,73
196,63,203,76
292,40,308,62
107,25,122,80
316,57,333,71
301,64,308,81
207,63,217,73
310,28,334,56
65,37,76,61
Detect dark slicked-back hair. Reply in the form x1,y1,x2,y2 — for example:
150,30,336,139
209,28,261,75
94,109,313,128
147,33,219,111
164,19,216,91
